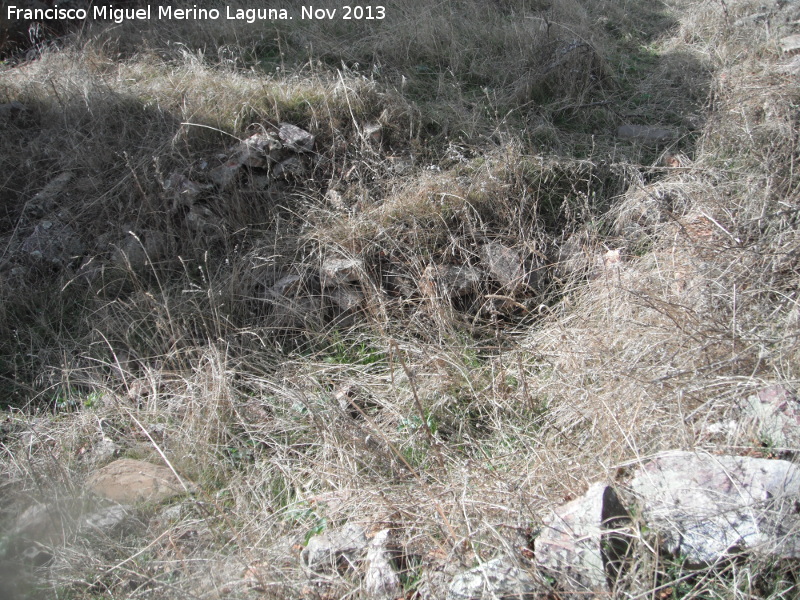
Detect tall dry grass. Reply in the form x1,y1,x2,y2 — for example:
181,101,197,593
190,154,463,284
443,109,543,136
1,0,799,598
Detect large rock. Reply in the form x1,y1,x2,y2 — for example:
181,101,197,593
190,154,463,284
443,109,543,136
534,483,629,593
86,458,195,504
629,451,800,564
447,557,541,600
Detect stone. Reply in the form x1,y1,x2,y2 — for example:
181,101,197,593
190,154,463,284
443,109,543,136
420,264,482,298
210,133,281,188
629,451,800,564
616,124,677,144
11,502,62,544
86,458,195,504
742,385,800,449
209,160,242,189
326,286,364,313
364,529,402,599
269,274,303,297
271,295,324,330
364,123,383,144
185,204,222,237
320,258,363,288
480,242,525,293
92,437,119,464
111,230,171,271
163,171,206,208
239,132,282,166
534,483,629,593
80,504,131,535
553,237,588,279
780,35,800,55
20,218,85,266
302,523,368,574
21,544,53,566
447,557,540,600
277,123,315,153
273,156,306,180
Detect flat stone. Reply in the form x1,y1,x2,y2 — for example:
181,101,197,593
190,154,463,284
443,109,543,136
447,557,541,600
302,523,367,574
277,123,315,153
629,451,800,564
480,242,525,293
80,504,131,534
86,458,195,504
780,35,800,55
534,483,629,593
616,124,677,144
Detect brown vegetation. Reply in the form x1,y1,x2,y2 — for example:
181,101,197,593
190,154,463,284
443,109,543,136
1,0,799,598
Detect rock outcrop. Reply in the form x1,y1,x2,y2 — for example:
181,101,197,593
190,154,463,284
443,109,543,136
629,451,800,564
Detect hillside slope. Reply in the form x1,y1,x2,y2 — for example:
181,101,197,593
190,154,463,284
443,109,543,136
1,1,800,598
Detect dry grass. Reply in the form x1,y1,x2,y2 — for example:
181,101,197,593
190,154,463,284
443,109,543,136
1,0,800,598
